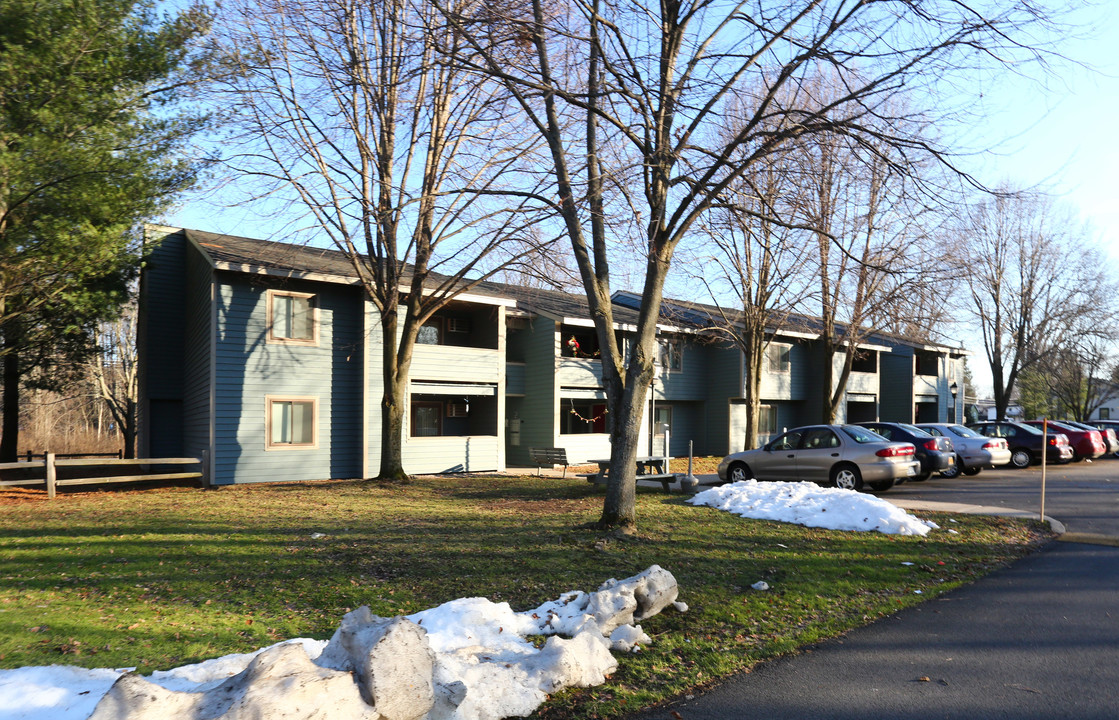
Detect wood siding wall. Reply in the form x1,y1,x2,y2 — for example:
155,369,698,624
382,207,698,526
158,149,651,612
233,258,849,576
137,228,188,457
880,352,915,422
212,277,364,484
505,317,557,466
182,247,214,465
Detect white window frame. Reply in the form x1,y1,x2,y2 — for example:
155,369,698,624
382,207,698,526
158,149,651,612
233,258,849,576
659,338,683,371
267,290,319,346
265,396,318,450
766,343,791,374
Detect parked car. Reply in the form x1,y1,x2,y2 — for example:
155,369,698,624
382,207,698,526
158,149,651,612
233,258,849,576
1064,421,1119,456
967,421,1074,467
916,423,1011,477
716,424,920,492
1085,420,1119,457
1022,420,1106,461
855,422,954,481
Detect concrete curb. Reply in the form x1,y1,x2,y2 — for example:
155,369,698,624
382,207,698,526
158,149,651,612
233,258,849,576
885,498,1067,536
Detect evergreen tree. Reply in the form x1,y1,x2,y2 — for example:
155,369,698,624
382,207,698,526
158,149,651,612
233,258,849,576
0,0,212,459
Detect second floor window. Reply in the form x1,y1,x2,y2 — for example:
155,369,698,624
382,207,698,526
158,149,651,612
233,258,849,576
659,339,683,371
269,291,316,344
766,344,791,373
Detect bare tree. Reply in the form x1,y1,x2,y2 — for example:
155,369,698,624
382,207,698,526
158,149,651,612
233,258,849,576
217,0,544,481
955,191,1115,420
691,134,815,450
493,228,582,290
806,133,933,423
1029,324,1119,421
440,0,1064,530
92,302,138,458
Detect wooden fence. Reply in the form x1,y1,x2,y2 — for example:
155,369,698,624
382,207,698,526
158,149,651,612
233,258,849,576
0,452,209,499
19,450,124,462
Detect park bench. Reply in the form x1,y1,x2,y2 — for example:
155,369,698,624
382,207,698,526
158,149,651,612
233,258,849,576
528,447,570,478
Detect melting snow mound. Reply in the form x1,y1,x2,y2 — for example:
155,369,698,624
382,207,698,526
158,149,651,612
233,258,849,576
0,566,683,720
689,480,939,536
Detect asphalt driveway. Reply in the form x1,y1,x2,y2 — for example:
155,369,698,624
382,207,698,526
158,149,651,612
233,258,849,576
626,458,1119,720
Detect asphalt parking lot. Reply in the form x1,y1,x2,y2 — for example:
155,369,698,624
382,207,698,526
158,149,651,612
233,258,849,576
626,455,1119,720
885,455,1119,538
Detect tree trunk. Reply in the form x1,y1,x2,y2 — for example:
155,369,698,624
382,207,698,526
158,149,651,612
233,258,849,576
742,324,765,450
377,309,410,483
598,370,649,532
122,399,136,459
1,349,19,462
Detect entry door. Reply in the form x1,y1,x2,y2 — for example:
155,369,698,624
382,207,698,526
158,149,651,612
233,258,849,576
652,406,672,456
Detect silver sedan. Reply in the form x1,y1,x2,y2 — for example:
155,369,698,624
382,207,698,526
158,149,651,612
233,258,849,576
916,423,1011,478
716,424,921,492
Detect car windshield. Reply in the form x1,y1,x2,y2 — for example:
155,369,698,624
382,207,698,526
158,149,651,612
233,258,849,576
898,422,932,437
948,425,984,438
841,425,887,443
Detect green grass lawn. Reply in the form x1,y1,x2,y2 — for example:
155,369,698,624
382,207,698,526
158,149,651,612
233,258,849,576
0,474,1052,719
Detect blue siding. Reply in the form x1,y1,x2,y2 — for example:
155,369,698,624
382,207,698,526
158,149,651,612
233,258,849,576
213,276,364,484
506,317,557,466
656,340,708,402
880,351,914,422
137,228,188,456
703,340,742,455
182,247,213,465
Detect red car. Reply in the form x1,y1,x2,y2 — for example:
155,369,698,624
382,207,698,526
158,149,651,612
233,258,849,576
1023,420,1106,461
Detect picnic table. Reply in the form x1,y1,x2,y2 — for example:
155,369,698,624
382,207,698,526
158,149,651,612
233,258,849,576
581,457,678,490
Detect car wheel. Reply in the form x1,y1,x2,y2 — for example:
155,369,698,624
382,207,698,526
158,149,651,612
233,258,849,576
911,471,931,482
727,462,752,483
1009,448,1033,468
831,464,863,491
962,466,982,476
939,456,962,479
868,479,895,491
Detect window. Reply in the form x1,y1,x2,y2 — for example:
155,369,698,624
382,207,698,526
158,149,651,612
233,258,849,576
759,405,777,435
841,425,887,443
562,328,599,358
1102,408,1112,420
268,291,317,344
562,399,608,434
768,430,803,450
267,398,316,448
915,351,938,377
659,339,683,371
446,317,472,334
851,350,877,373
802,427,840,449
766,344,791,373
412,401,442,436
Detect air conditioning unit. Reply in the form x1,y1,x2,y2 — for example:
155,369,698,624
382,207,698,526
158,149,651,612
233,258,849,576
447,401,469,417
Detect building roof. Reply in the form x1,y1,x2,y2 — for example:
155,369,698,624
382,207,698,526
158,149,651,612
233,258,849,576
165,227,964,352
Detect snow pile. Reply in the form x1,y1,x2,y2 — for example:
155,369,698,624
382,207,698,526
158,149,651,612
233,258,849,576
689,480,939,536
0,566,684,720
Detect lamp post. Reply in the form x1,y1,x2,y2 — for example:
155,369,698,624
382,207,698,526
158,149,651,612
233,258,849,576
950,381,959,422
